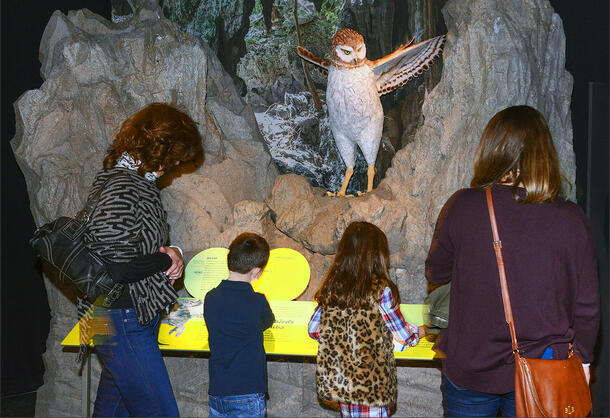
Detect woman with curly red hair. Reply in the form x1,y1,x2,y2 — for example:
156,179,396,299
83,102,203,417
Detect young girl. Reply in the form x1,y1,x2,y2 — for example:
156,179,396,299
308,221,421,417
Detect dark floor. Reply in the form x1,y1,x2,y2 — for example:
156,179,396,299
1,391,36,417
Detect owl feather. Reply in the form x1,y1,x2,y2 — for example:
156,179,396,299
295,46,330,75
371,35,445,95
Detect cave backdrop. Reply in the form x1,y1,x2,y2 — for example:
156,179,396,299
1,0,607,416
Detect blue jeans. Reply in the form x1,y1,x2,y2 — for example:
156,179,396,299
92,308,179,417
441,373,516,417
209,393,266,417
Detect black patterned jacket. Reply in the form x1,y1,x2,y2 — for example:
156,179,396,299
83,166,178,325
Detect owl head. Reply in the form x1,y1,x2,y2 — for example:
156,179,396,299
331,28,366,66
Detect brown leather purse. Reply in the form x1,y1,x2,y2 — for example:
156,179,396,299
486,188,592,417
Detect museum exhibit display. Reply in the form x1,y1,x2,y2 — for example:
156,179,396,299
8,0,597,416
295,29,444,195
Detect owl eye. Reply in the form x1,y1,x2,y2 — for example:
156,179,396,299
343,50,351,55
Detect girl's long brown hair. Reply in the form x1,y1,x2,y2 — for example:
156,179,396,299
314,221,400,309
471,105,562,203
103,103,203,176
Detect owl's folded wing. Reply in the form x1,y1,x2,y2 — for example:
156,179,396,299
295,46,331,75
371,35,445,96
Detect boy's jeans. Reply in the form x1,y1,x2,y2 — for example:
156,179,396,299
209,393,266,417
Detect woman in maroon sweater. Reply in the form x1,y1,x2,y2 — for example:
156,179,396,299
425,105,599,417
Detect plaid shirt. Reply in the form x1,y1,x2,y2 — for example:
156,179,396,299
339,404,390,417
308,287,419,351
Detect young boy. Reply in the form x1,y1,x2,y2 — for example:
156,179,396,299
204,233,275,418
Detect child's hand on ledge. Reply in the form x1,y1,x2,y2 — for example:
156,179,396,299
418,326,428,338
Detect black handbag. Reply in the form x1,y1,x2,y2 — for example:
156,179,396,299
30,175,123,307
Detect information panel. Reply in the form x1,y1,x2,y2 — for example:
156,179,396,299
184,248,310,301
63,299,436,360
251,248,310,301
183,248,229,299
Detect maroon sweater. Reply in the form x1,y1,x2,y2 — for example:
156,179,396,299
426,184,599,394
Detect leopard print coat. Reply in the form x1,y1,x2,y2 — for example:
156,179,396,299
315,291,397,407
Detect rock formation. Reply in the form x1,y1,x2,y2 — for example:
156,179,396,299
265,0,575,288
113,0,257,94
12,0,575,416
12,6,279,416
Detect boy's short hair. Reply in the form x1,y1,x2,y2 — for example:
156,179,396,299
227,233,270,274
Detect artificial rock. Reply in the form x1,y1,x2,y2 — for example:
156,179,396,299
12,0,576,416
12,5,279,416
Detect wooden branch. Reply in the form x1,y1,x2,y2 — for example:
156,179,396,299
294,0,323,110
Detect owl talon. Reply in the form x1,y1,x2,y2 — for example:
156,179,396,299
326,191,356,197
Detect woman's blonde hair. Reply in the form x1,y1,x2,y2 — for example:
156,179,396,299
471,105,562,203
104,103,203,176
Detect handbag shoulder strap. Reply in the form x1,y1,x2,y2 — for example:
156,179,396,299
77,171,122,223
485,187,520,353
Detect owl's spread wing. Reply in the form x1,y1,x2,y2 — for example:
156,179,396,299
370,35,445,96
295,46,330,76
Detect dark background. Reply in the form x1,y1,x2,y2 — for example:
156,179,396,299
1,0,608,415
1,0,112,399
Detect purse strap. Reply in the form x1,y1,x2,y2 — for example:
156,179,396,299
485,187,520,354
76,172,121,223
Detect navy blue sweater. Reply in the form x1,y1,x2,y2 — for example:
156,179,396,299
204,280,275,396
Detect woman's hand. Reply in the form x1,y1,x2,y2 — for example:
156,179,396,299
159,246,184,285
582,364,590,384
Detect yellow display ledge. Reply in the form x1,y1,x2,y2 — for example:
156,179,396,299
63,300,437,360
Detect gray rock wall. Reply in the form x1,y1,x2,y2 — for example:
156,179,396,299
269,0,575,302
12,6,279,417
384,0,575,267
12,0,575,416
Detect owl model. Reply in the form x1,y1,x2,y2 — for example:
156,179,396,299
297,28,445,196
